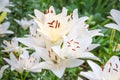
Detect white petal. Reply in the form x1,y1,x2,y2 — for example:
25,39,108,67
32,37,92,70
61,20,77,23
78,16,89,22
61,7,68,16
80,52,100,61
10,53,18,62
34,9,44,22
49,6,56,15
105,23,120,31
52,46,61,56
17,38,36,48
110,9,120,25
14,19,21,25
28,62,46,72
20,50,29,59
80,71,99,80
73,9,78,20
5,31,14,34
87,60,102,74
64,59,84,68
0,65,9,79
35,47,50,61
2,22,10,30
51,65,65,78
87,44,100,51
89,29,104,37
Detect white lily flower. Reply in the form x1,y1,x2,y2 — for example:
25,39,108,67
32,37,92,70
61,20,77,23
105,9,120,31
52,21,103,60
80,56,120,80
0,0,14,12
4,52,24,73
2,37,22,52
0,22,14,36
0,65,9,79
14,18,33,30
33,6,72,43
52,36,100,60
35,47,84,78
17,25,45,49
4,50,44,73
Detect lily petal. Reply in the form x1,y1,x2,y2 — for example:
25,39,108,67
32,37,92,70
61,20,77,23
110,9,120,25
105,23,120,31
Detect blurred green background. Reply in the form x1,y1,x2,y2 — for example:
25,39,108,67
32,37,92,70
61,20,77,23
1,0,120,80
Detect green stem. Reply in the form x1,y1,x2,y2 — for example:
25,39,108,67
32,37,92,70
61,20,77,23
109,29,116,56
23,71,29,80
20,73,24,80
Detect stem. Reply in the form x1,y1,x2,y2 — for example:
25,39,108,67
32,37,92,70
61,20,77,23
20,73,24,80
23,71,29,80
109,29,116,56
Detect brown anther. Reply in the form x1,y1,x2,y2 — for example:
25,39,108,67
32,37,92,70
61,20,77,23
72,49,76,51
48,51,51,58
109,62,112,66
34,35,36,38
33,60,35,63
108,68,111,72
101,64,104,71
55,55,58,61
67,45,71,47
113,68,118,72
76,46,80,48
74,41,79,44
48,20,55,25
36,30,37,34
51,10,53,13
55,20,58,28
67,42,70,44
116,64,118,68
58,23,60,28
49,26,54,28
51,49,53,52
44,10,47,14
70,39,73,42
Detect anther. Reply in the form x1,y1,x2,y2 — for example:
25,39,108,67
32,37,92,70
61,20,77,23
67,45,71,47
113,68,118,72
55,55,58,61
76,46,80,48
51,10,53,13
108,68,111,72
116,64,118,68
70,39,73,42
109,62,112,66
74,41,79,44
67,42,70,44
72,49,76,51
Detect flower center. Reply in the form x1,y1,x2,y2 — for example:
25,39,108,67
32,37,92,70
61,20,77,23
48,49,59,64
66,39,80,51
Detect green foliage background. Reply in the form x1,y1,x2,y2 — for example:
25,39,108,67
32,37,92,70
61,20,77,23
1,0,120,80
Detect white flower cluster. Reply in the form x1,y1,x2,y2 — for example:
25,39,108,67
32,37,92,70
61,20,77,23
3,6,104,78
